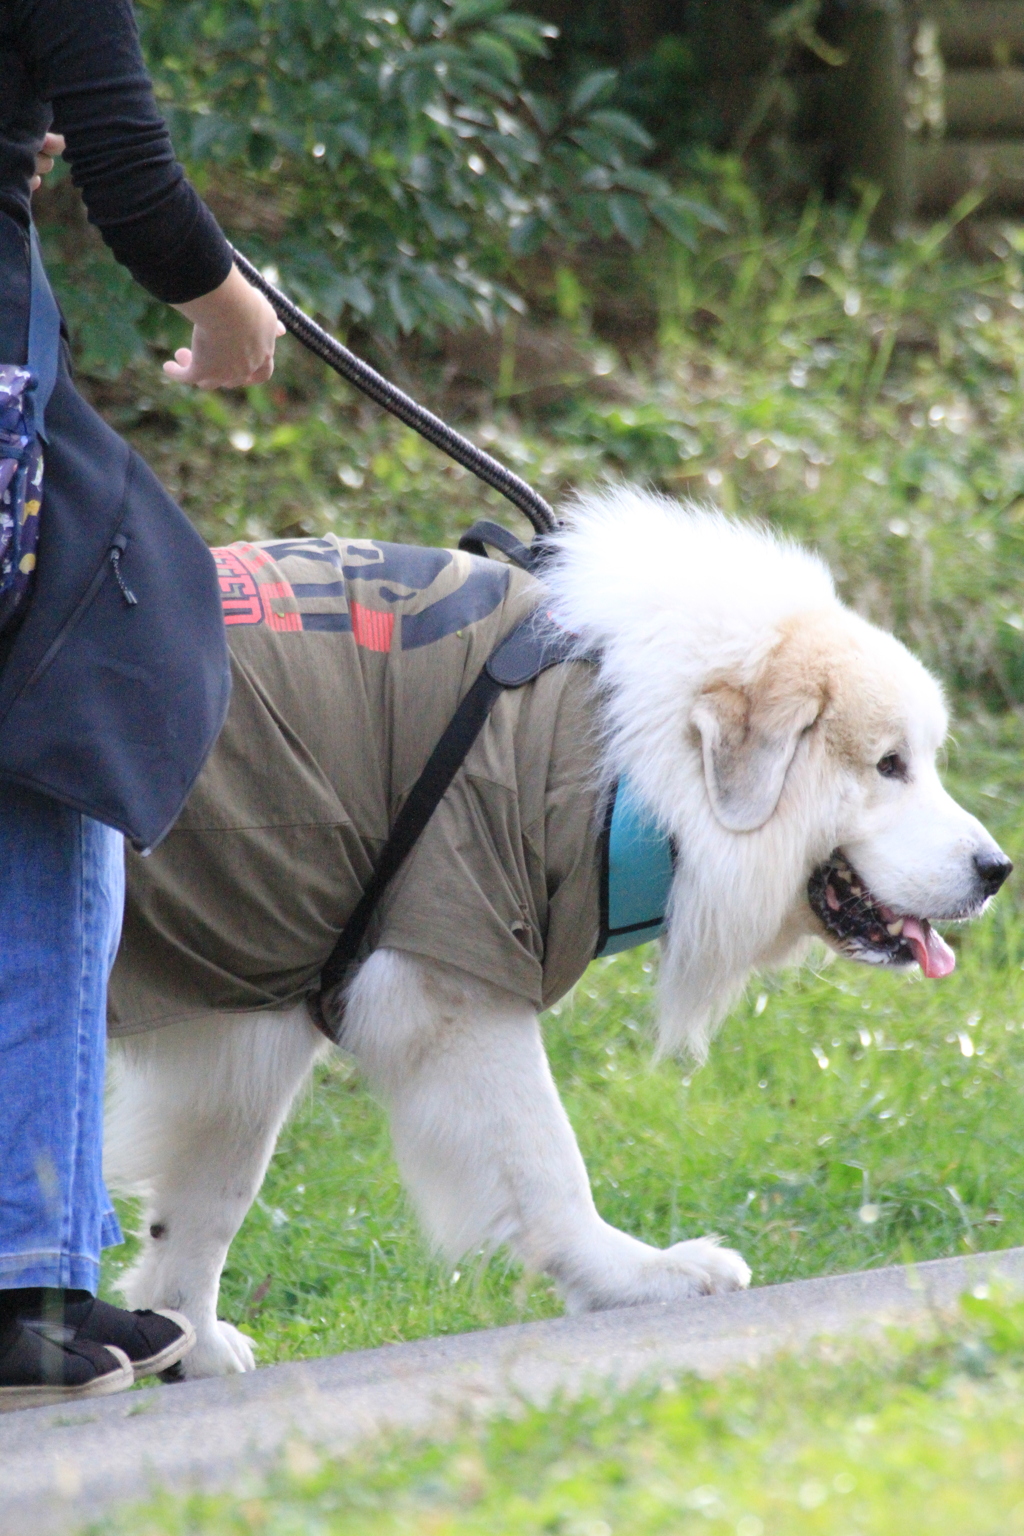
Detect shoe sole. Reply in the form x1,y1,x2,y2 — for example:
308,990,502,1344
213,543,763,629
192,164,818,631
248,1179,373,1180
131,1310,197,1381
0,1346,134,1413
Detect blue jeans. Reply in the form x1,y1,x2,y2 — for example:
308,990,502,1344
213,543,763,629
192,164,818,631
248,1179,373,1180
0,784,124,1292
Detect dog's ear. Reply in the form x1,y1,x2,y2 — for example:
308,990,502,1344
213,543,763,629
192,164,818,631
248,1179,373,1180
691,679,822,832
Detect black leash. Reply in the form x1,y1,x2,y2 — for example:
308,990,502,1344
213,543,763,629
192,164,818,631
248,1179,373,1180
231,249,558,539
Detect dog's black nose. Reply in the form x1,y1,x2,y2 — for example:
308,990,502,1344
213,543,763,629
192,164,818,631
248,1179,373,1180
975,851,1013,896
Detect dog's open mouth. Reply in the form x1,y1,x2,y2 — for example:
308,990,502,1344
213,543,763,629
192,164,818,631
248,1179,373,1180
807,853,956,978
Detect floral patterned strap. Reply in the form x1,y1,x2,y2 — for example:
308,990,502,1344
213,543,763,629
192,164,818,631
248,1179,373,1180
0,364,43,634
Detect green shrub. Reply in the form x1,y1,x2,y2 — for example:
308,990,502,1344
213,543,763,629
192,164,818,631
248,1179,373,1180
40,0,723,374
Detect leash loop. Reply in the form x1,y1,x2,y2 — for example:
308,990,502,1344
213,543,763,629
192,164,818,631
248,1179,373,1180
457,518,544,572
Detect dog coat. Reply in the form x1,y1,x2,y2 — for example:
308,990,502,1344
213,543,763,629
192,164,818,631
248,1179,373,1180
108,535,603,1035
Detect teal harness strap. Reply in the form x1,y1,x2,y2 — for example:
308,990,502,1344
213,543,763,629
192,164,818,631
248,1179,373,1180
595,777,676,958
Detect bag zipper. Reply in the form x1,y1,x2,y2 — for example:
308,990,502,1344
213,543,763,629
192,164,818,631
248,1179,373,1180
24,534,137,689
109,535,137,606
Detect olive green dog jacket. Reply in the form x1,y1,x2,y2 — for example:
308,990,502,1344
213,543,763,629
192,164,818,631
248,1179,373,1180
108,535,602,1035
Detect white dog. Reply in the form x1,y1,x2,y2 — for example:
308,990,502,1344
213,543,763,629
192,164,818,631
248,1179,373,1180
104,488,1010,1378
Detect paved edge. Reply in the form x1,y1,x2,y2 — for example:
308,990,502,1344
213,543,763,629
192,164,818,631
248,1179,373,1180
2,1246,1022,1536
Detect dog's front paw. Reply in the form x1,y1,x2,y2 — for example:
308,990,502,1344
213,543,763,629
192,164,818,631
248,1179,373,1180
561,1230,751,1313
180,1319,257,1378
659,1236,751,1295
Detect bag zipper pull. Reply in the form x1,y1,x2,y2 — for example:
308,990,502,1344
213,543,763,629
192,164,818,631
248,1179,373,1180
109,544,137,606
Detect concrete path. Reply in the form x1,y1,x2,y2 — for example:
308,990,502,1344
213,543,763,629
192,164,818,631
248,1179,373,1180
4,1246,1024,1536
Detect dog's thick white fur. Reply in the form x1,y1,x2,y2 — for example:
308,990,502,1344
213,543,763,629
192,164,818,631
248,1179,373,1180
105,487,1008,1377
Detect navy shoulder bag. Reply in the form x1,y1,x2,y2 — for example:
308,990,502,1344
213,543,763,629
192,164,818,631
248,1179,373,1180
0,227,231,852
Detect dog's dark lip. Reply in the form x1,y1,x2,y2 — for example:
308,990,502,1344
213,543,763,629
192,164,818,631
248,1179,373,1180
807,851,960,975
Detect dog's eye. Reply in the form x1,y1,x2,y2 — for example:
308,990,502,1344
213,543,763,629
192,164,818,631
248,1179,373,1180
876,751,908,781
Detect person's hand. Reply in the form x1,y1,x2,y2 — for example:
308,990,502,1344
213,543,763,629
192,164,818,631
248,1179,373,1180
165,263,285,389
30,132,65,192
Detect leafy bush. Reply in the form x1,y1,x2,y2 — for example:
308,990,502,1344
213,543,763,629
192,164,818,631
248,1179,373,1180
40,0,723,373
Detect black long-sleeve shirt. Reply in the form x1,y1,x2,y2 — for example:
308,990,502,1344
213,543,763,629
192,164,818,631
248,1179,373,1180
0,0,232,303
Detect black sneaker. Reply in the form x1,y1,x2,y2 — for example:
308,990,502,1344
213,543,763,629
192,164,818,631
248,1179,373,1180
26,1298,196,1381
0,1321,132,1411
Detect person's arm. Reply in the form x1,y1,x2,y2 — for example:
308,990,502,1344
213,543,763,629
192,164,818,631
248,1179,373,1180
33,133,283,388
17,0,281,387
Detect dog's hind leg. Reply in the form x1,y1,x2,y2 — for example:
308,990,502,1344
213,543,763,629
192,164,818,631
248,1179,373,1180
344,949,750,1313
105,1005,326,1378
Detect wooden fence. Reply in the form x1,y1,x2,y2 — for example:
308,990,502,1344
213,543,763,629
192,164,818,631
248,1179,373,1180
791,2,1024,224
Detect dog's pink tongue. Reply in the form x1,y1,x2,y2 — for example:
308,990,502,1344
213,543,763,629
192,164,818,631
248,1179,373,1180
902,917,956,978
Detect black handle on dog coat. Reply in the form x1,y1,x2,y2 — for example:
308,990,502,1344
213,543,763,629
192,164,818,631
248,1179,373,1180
309,664,504,1040
308,613,583,1042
